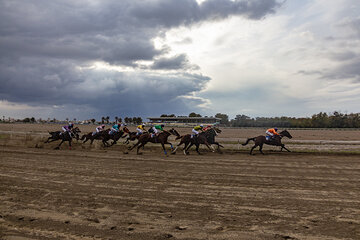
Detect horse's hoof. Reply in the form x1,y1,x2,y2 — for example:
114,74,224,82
54,147,60,150
137,153,143,155
171,152,176,155
123,151,129,154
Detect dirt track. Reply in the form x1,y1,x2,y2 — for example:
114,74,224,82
1,124,360,239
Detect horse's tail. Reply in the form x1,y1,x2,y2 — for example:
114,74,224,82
242,137,255,146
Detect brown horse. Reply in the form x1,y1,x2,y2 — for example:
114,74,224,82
44,127,81,150
242,130,293,155
171,128,222,155
127,129,177,155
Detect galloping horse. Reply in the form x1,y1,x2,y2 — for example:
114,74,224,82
44,127,81,149
171,127,223,155
100,128,127,147
80,131,104,145
123,127,146,144
127,129,177,155
242,130,293,155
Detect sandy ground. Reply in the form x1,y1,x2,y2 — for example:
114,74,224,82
1,124,360,239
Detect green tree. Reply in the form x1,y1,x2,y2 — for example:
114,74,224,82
189,112,201,117
215,113,229,125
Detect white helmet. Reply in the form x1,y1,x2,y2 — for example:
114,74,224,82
200,124,204,127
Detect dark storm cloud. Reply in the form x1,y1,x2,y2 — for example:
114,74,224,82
150,54,199,70
0,0,282,118
323,58,360,81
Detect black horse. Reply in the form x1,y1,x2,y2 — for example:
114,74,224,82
127,128,177,155
171,127,223,155
44,127,81,149
242,130,293,155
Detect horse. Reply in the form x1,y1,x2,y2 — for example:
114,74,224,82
171,127,223,155
80,130,104,145
123,127,145,144
242,130,293,155
127,128,177,155
100,128,127,147
44,127,81,149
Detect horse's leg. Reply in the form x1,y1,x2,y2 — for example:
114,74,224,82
164,141,173,150
281,144,291,152
214,142,224,148
161,143,167,155
102,139,110,147
137,142,146,155
203,141,215,153
259,143,264,155
185,142,194,154
68,139,72,150
110,140,117,146
47,139,57,143
55,140,65,150
182,142,190,155
172,140,184,154
195,143,202,155
129,141,141,151
250,144,258,155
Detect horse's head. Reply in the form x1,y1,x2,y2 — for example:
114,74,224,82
280,130,292,139
72,127,81,133
213,127,222,134
123,126,130,133
205,127,220,136
169,128,181,138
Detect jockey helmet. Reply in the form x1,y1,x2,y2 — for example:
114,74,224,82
200,124,204,127
274,127,278,131
101,124,105,128
69,123,73,127
161,124,164,128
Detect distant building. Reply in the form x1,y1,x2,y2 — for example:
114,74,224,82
147,116,221,124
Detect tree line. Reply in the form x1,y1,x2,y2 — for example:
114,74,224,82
227,111,360,128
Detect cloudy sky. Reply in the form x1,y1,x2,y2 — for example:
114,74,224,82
1,0,359,120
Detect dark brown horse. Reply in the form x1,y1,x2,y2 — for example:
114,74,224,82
123,127,146,144
171,127,222,155
80,131,104,145
44,127,81,149
100,128,127,147
127,129,177,155
242,130,293,155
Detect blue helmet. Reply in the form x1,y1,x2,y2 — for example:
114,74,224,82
274,127,278,131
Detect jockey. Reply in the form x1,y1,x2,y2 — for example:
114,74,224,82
192,124,204,138
62,123,73,137
151,124,164,137
136,123,146,136
93,124,105,136
266,127,279,141
203,124,212,131
109,123,120,135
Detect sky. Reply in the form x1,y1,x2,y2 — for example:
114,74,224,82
1,0,359,121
